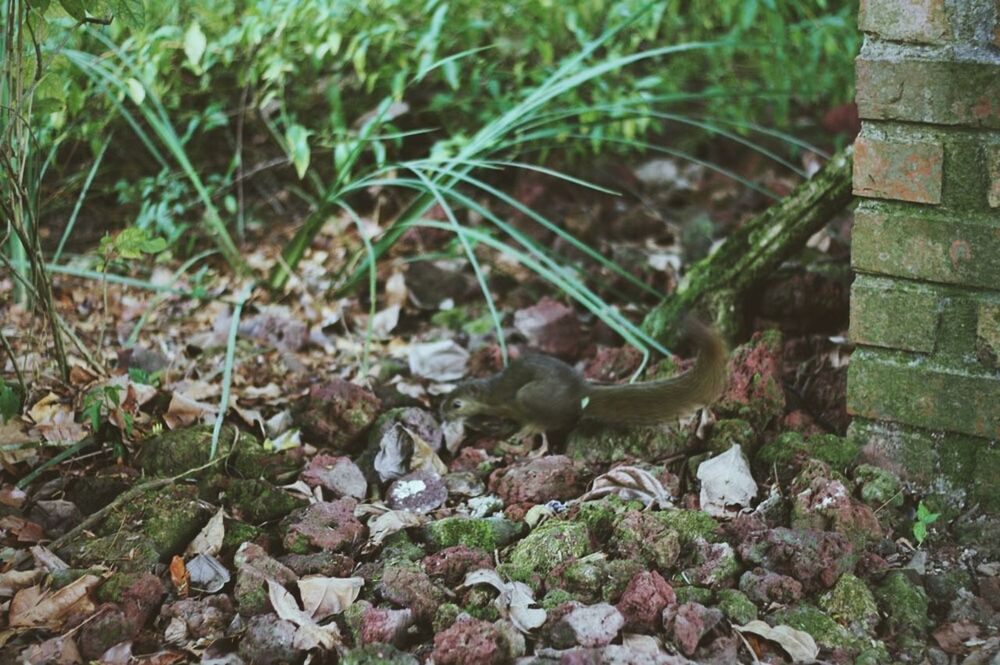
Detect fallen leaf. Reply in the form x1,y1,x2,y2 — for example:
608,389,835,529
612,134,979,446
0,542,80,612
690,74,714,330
463,569,546,633
370,305,401,338
9,574,100,629
697,444,757,518
169,556,189,598
736,620,818,663
163,392,216,430
298,575,364,621
267,579,341,651
186,508,225,556
408,340,469,382
187,553,231,594
580,465,674,509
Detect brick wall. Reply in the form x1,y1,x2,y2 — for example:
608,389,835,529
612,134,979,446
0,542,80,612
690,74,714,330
848,0,1000,515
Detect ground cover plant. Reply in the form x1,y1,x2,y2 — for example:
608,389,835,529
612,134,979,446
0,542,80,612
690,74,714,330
4,1,999,663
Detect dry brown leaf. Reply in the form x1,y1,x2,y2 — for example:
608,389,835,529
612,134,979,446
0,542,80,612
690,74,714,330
9,574,100,629
298,575,364,621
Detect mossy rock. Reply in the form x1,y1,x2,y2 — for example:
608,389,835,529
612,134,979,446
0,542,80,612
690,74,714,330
756,431,860,480
674,586,714,606
340,644,419,665
56,484,210,572
874,571,929,640
654,509,720,545
572,497,638,541
767,604,863,652
422,515,522,552
717,589,757,625
854,464,904,509
818,573,878,630
707,418,758,455
565,421,689,465
223,478,307,523
498,520,590,588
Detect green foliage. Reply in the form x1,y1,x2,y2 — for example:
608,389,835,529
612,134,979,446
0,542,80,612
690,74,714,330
912,501,940,546
99,227,168,261
0,383,22,422
82,384,128,432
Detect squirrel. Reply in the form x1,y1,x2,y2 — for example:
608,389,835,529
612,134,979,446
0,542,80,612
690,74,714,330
440,317,728,437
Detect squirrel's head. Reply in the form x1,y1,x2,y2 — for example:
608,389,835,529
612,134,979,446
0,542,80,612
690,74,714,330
439,383,486,420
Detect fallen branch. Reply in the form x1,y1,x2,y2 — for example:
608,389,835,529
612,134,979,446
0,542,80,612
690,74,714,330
643,145,854,346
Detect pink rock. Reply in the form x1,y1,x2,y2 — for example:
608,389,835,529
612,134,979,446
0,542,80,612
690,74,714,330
514,298,582,358
387,470,448,514
293,380,381,450
423,546,494,586
616,571,676,632
360,605,414,646
491,455,584,505
301,454,367,499
282,497,366,554
379,563,443,623
739,568,803,604
431,619,507,665
663,601,723,656
584,346,643,382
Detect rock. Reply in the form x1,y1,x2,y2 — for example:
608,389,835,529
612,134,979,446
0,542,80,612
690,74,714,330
423,515,523,552
370,407,444,453
301,454,368,499
735,524,855,592
431,618,511,665
681,540,740,588
818,573,879,631
423,546,494,586
875,572,930,643
663,601,723,657
340,643,419,665
616,571,676,632
550,603,624,648
233,543,297,616
790,462,882,549
223,478,308,523
565,421,688,465
854,463,904,509
499,521,590,588
609,510,681,570
387,470,448,513
278,551,355,578
739,568,803,605
717,589,757,625
359,604,415,646
281,497,365,554
159,595,235,643
513,298,582,359
379,562,444,623
75,605,133,661
490,455,585,505
293,379,381,451
238,614,300,664
715,329,785,430
583,346,643,382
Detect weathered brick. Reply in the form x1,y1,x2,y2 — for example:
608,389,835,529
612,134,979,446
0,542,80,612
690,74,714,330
856,57,1000,129
850,277,941,353
850,418,1000,513
852,206,1000,288
858,0,949,43
853,136,943,204
988,145,1000,208
977,302,1000,369
848,348,1000,439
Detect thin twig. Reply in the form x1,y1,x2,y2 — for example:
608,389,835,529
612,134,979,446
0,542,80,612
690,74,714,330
0,326,26,395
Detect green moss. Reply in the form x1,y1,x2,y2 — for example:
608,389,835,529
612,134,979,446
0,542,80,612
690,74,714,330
46,568,104,591
854,464,904,509
423,516,522,551
382,531,426,563
808,434,861,471
819,573,878,628
573,497,632,540
499,521,590,587
431,306,472,330
463,588,502,622
707,419,757,455
541,588,576,609
556,556,606,602
433,603,463,633
565,421,688,465
224,478,307,523
340,644,419,665
718,589,757,625
768,604,860,651
600,560,645,603
654,509,720,545
674,586,713,606
756,431,805,472
874,572,929,639
221,520,263,554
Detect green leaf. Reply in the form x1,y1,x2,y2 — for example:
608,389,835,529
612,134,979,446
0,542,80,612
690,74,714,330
916,502,930,520
913,521,927,545
285,124,311,179
184,22,208,69
125,77,145,105
0,384,21,422
111,228,168,260
58,0,87,22
107,0,144,29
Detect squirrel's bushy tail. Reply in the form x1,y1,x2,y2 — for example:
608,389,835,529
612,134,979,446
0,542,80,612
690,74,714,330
582,318,728,424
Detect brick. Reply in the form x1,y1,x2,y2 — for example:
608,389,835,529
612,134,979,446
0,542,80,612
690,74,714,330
848,349,1000,439
850,418,1000,512
856,57,1000,129
988,146,1000,208
850,276,940,353
858,0,949,43
852,207,1000,288
978,303,1000,369
853,137,943,204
